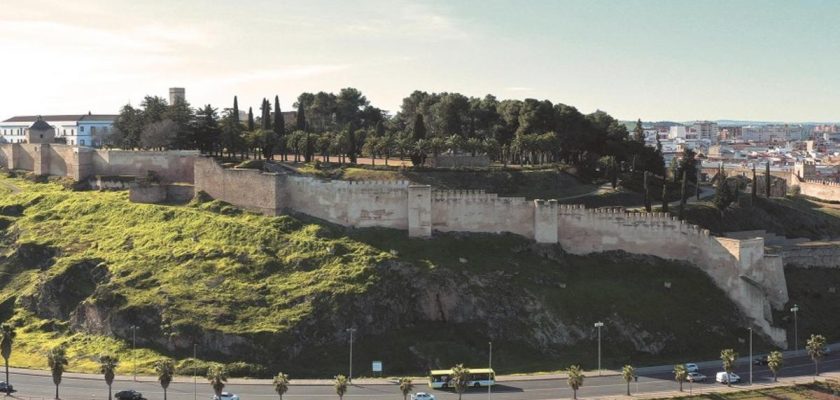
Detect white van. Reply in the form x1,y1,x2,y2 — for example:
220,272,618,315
715,372,740,384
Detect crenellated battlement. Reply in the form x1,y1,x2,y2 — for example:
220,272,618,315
804,179,840,186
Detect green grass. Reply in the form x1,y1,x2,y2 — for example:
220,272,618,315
682,196,840,239
0,174,829,379
662,380,840,399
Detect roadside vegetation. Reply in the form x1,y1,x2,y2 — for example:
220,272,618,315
663,379,840,399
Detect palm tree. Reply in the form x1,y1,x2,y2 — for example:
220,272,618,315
720,348,738,387
47,345,68,399
98,355,119,400
334,374,348,400
0,324,14,395
273,372,290,400
806,334,827,380
767,351,783,382
621,365,635,396
398,377,413,400
450,364,470,400
207,364,228,399
567,365,584,399
673,364,687,392
155,358,175,400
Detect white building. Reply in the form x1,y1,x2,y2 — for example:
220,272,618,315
689,121,719,143
0,114,117,147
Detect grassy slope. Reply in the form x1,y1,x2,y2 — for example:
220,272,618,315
0,174,822,378
682,197,840,240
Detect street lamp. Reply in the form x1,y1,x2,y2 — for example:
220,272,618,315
130,325,138,381
594,322,604,376
193,343,198,400
790,304,799,352
488,341,492,399
346,328,357,383
748,327,753,385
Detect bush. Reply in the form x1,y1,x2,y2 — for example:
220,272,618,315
225,361,268,378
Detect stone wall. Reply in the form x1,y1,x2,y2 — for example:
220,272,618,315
425,154,491,168
0,143,196,183
129,184,195,204
781,243,840,268
191,156,790,345
797,179,840,202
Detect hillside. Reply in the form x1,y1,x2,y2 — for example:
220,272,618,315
0,174,803,378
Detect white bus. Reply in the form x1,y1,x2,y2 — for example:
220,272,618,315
428,368,495,389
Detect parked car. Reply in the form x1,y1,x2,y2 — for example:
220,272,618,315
684,363,699,373
715,372,741,384
753,356,769,365
687,372,707,382
411,393,436,400
115,390,145,400
212,393,240,400
0,381,13,393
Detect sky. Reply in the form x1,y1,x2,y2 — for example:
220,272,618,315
2,0,840,122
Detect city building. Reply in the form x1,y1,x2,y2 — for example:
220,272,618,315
689,121,719,143
0,113,117,147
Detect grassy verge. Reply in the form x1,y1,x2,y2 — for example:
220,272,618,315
662,380,840,399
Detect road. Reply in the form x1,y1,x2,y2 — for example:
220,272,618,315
4,353,838,400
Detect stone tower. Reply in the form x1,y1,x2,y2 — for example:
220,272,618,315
169,87,185,105
26,116,55,144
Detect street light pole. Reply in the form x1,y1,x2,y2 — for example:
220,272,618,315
791,304,799,352
594,322,604,376
131,325,137,382
346,328,357,383
749,327,753,385
193,343,197,400
488,341,492,400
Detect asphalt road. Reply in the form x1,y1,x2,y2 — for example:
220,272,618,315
4,353,838,400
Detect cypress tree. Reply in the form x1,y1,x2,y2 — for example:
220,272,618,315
262,98,272,130
661,180,669,213
296,103,306,131
247,107,255,131
348,125,357,164
643,171,651,212
274,96,285,161
413,114,426,141
752,163,758,200
233,96,240,125
765,161,771,198
679,170,687,220
695,168,701,200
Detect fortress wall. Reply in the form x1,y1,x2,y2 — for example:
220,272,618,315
284,176,410,229
92,150,197,183
0,144,13,169
798,179,840,202
556,205,788,344
430,190,534,237
194,157,281,215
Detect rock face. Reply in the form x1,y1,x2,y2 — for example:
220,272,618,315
20,259,109,320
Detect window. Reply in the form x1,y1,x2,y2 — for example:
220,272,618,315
80,139,85,146
80,126,85,132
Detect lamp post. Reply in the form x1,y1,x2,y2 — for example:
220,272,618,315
346,328,357,383
131,325,137,381
594,322,604,376
193,343,197,400
488,341,492,399
790,304,799,352
749,327,753,385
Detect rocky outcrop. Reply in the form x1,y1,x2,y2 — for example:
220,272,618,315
19,259,109,320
